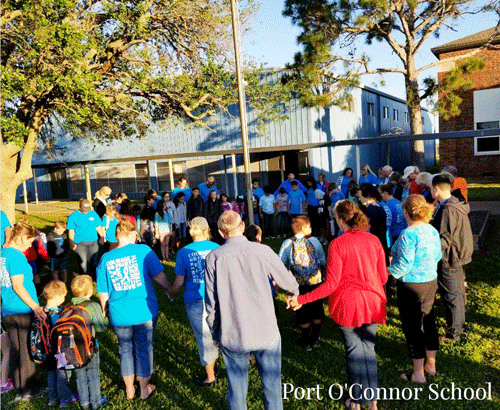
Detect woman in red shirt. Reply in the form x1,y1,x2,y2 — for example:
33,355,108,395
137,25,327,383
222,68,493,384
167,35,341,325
288,200,387,410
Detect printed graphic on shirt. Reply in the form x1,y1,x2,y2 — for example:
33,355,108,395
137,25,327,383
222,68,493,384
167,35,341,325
0,258,12,288
106,255,142,291
189,250,211,283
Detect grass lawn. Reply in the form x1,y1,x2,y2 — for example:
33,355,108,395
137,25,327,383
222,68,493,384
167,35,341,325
467,184,500,201
4,212,500,409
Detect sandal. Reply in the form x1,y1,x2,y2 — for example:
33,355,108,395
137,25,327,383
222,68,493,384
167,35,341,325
140,384,156,400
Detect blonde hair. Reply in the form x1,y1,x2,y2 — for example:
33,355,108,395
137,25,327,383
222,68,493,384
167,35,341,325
115,217,136,238
54,221,67,230
361,164,376,176
189,218,210,240
105,204,117,219
95,186,112,199
11,219,38,243
217,211,242,235
291,215,311,234
71,275,93,298
402,194,435,223
334,200,370,232
43,280,67,301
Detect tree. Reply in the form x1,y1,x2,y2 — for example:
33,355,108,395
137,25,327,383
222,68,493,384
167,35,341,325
1,0,291,221
283,0,499,168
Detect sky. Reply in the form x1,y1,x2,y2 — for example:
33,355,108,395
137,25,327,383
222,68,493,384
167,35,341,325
241,0,499,104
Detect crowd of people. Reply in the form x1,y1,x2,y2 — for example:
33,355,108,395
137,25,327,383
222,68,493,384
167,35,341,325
0,163,474,410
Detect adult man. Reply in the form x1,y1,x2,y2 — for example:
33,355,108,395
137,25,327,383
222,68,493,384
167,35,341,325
172,176,192,203
431,174,473,342
205,211,299,410
198,176,219,201
273,173,307,196
381,165,393,184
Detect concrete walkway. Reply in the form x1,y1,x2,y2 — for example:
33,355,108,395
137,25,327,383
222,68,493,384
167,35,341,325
469,201,500,216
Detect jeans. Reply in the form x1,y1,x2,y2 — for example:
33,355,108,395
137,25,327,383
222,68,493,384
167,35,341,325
221,337,282,410
277,212,289,236
253,210,260,227
185,300,219,366
75,350,101,409
74,241,99,278
438,264,466,339
262,213,275,238
114,320,154,378
339,324,378,406
176,222,187,238
47,369,73,403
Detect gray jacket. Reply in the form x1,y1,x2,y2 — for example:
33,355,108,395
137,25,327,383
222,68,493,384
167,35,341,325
205,236,299,351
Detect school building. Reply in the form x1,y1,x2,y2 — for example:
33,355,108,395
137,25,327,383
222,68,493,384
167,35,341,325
19,79,436,202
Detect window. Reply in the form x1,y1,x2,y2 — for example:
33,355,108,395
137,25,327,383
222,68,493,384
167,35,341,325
383,106,388,119
367,102,375,116
69,167,84,195
404,112,409,123
393,109,399,121
475,121,500,155
94,164,150,193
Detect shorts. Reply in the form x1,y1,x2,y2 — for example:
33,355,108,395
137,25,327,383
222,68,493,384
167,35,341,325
51,257,67,271
296,283,325,325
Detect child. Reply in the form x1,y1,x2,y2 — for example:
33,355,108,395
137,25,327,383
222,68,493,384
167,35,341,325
186,187,206,220
23,233,49,294
43,280,78,407
275,187,289,239
287,181,307,220
259,186,276,239
154,199,173,262
173,192,188,249
278,216,326,351
220,194,232,212
47,221,69,283
102,205,119,252
70,275,108,410
206,190,222,244
140,195,156,248
132,204,143,238
328,183,345,238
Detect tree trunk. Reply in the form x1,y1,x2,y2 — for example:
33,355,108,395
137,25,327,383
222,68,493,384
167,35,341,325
405,68,426,171
1,127,41,223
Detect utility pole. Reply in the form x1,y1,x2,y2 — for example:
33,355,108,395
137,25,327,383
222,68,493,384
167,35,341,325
230,0,254,224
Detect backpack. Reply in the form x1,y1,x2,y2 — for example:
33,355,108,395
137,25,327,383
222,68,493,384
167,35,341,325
289,237,322,286
50,301,97,369
29,310,57,364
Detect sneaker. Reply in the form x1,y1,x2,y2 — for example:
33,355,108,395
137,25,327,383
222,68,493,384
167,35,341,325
49,400,58,406
0,379,14,394
92,396,107,409
60,394,79,407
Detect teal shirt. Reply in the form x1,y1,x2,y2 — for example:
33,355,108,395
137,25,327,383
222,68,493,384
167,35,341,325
388,224,442,283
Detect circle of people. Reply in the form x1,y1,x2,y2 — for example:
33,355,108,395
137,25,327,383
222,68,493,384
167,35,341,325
0,163,473,410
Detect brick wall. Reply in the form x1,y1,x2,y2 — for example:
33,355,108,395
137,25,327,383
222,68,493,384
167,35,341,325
438,47,500,179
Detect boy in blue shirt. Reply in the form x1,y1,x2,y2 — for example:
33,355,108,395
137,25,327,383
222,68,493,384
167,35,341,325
259,186,277,239
70,275,108,410
287,181,307,219
43,281,78,407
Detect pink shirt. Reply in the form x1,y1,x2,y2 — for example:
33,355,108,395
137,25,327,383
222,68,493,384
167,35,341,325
298,230,387,328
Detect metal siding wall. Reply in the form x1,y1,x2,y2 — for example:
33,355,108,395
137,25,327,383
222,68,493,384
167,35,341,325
14,168,53,202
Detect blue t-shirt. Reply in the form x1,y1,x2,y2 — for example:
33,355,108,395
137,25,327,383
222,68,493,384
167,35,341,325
388,224,442,283
358,173,378,185
172,187,192,203
273,180,308,196
198,183,219,201
287,190,306,214
96,244,163,327
379,201,393,247
1,211,11,247
386,198,407,239
253,187,265,200
67,210,103,243
174,240,219,304
259,195,276,214
330,191,345,207
339,176,351,197
307,188,319,206
1,248,38,316
103,216,118,243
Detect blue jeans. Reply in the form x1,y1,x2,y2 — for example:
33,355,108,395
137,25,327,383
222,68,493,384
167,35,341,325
277,212,289,236
221,337,282,410
185,300,219,367
339,324,378,406
176,222,187,238
75,350,101,409
74,241,99,278
47,368,73,403
114,320,154,378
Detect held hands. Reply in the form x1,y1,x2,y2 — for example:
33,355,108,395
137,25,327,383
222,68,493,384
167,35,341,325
286,295,302,311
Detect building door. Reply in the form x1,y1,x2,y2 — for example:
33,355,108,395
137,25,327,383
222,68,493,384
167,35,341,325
50,168,69,199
